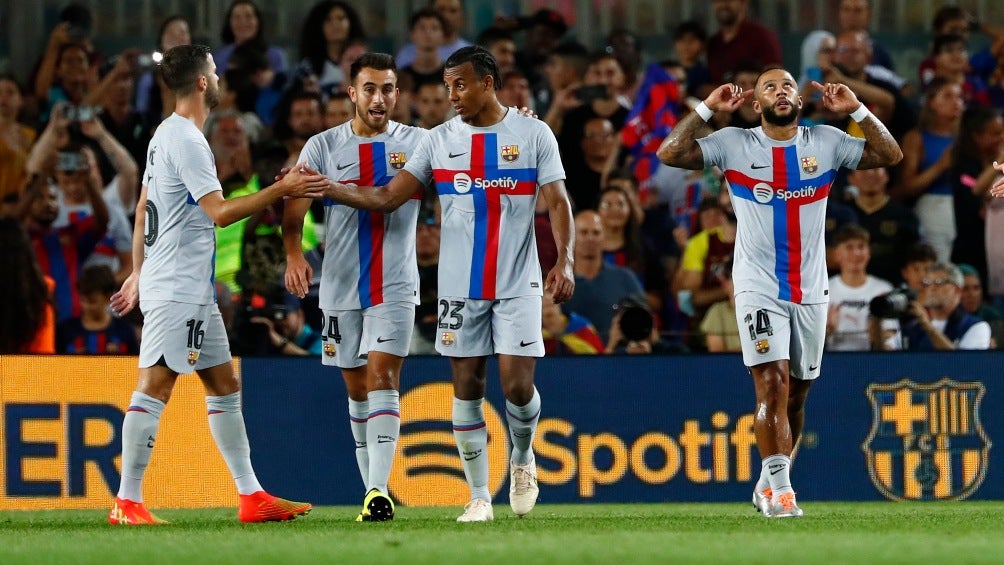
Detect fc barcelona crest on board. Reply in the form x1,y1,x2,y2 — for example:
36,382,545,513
389,152,407,170
862,378,991,501
501,145,519,162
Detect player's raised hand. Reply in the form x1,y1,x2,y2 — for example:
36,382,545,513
810,81,861,114
110,271,139,316
275,161,328,198
545,261,575,304
990,161,1004,197
705,82,753,113
284,253,313,298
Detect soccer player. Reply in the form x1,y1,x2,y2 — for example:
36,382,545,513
107,44,326,525
657,68,902,517
314,46,575,522
282,53,427,522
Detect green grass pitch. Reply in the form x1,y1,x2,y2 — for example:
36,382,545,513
2,502,1003,564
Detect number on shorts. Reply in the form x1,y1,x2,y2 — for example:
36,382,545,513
744,309,774,341
186,319,205,349
438,299,465,330
145,200,159,246
326,315,342,343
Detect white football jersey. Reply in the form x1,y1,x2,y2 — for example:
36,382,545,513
139,113,222,305
698,125,864,304
404,110,565,300
300,120,426,310
827,274,894,351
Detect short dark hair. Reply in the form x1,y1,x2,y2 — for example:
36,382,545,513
673,20,707,43
349,52,397,85
409,8,446,32
932,33,966,56
904,243,938,267
932,6,966,33
77,265,117,296
161,44,212,95
444,46,501,90
476,27,514,49
835,224,871,246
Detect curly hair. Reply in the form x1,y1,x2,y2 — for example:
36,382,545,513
299,1,367,75
0,217,50,353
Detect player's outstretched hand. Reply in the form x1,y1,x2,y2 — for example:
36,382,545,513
110,271,139,317
545,261,575,304
275,161,328,199
285,253,313,298
514,106,538,119
990,161,1004,197
705,82,753,114
810,81,861,114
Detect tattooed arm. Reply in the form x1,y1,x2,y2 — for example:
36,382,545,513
657,83,751,170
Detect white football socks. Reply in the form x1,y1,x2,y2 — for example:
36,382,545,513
206,392,263,495
348,398,370,491
117,391,164,502
763,454,794,498
453,397,490,502
505,388,541,466
366,389,400,494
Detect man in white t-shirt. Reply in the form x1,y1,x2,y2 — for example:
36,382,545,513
826,224,896,351
107,44,326,525
657,67,903,517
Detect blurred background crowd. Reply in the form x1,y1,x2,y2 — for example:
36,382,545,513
2,0,1004,357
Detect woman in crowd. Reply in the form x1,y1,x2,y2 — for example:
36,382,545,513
298,1,366,96
0,215,54,354
135,15,191,125
214,0,287,75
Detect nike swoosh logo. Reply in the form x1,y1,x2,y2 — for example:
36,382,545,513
336,162,356,170
751,164,770,169
809,365,818,371
519,340,537,347
770,467,786,475
449,152,467,158
376,336,395,343
513,432,531,438
377,438,395,444
464,454,481,461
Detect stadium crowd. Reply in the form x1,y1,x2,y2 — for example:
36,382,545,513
3,0,1004,356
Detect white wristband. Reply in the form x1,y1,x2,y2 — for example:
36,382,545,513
695,101,714,122
849,104,871,123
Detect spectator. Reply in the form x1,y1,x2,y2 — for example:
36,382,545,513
958,263,1004,348
918,5,1004,89
477,27,517,75
516,8,569,113
498,70,533,111
845,167,920,285
136,15,192,125
705,0,782,85
714,62,761,130
298,1,367,96
828,31,897,129
700,257,741,353
411,207,440,355
673,189,736,323
952,106,1004,289
824,190,859,275
88,53,152,193
19,175,107,323
0,215,55,354
565,210,645,340
0,74,36,204
396,0,472,69
399,9,447,91
797,30,835,125
672,21,711,100
249,293,322,356
324,91,354,129
825,225,895,351
214,0,288,76
894,77,964,262
271,91,325,168
605,297,681,354
540,41,590,134
541,292,603,355
900,243,938,293
606,28,643,102
36,42,94,124
57,264,139,354
564,117,617,211
837,0,896,71
227,42,285,127
925,34,990,107
886,262,992,351
413,82,451,130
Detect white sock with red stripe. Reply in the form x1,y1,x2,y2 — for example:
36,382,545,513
117,391,164,502
366,389,400,494
506,388,541,466
453,397,491,502
348,398,370,491
207,392,263,495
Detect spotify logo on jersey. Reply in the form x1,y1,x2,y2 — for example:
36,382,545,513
454,173,473,193
753,182,775,204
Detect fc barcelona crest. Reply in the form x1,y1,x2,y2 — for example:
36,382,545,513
501,145,520,162
389,152,407,170
862,378,991,501
801,156,818,174
187,350,200,366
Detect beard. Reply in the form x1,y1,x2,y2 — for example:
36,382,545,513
205,82,221,110
761,101,800,126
